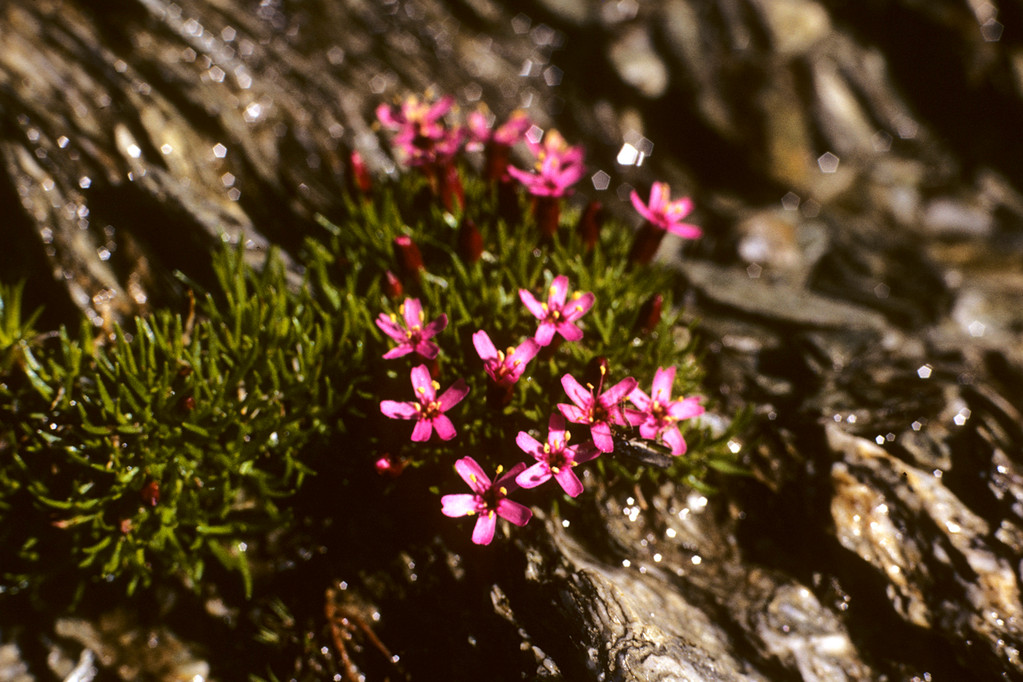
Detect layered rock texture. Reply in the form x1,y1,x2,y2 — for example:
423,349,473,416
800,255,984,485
2,0,1023,679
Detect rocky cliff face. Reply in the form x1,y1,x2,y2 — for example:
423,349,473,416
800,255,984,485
2,0,1023,680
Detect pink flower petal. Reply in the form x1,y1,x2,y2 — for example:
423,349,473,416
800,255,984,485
554,468,584,497
547,275,569,307
402,298,423,330
509,338,540,366
668,397,705,421
557,403,589,425
410,419,434,442
518,289,547,320
495,498,532,526
651,367,676,400
380,400,417,420
555,321,584,342
516,462,551,489
564,292,595,321
432,414,457,441
546,413,568,444
561,374,594,409
665,222,703,239
534,322,557,346
516,431,543,457
572,443,601,465
601,377,638,406
375,314,405,341
472,513,498,545
441,493,479,518
661,427,687,456
410,365,436,401
412,339,440,359
382,345,413,360
422,313,448,339
590,421,615,453
437,378,470,411
454,456,491,494
628,388,652,412
472,329,497,362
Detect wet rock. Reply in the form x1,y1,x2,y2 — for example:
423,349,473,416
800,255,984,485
829,425,1023,675
607,26,669,99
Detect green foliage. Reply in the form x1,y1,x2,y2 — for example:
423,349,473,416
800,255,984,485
0,248,365,597
0,157,744,602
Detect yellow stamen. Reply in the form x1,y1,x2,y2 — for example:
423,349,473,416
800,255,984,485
498,486,507,496
431,380,440,391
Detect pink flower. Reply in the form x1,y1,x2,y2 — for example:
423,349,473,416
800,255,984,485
376,94,463,167
441,457,532,545
626,367,705,456
473,330,540,387
375,298,448,360
506,130,585,197
519,275,595,346
466,109,532,150
557,370,637,453
380,365,469,441
515,414,600,497
629,182,701,239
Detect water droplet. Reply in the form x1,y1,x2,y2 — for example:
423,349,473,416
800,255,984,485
665,527,676,539
968,320,986,337
511,13,531,34
911,420,923,431
621,559,631,568
746,263,762,279
953,408,971,426
208,65,226,83
616,142,639,166
221,172,236,187
875,435,885,445
917,364,933,379
543,65,563,87
79,176,92,189
818,151,840,173
781,191,800,210
874,282,890,299
525,125,543,144
691,555,702,565
981,18,1004,41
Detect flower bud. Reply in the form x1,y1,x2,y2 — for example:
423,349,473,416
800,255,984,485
393,235,424,284
576,200,603,251
458,218,484,264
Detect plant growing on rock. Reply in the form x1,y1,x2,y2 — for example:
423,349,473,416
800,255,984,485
0,92,744,603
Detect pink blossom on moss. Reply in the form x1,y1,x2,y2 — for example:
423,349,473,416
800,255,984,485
466,109,532,150
629,182,701,239
519,275,595,346
375,298,448,360
376,94,463,167
626,366,705,456
506,130,585,197
441,457,532,545
515,413,600,497
557,370,637,453
380,365,469,442
473,330,540,387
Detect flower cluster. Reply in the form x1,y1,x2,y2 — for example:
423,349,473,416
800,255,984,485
369,92,710,546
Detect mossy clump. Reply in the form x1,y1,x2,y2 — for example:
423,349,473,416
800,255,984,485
0,96,745,604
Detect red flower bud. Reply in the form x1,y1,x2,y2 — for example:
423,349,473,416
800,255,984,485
375,453,406,477
347,150,372,197
534,196,561,239
628,222,666,266
393,235,424,284
140,480,160,507
635,293,663,336
383,270,404,300
458,218,484,264
576,201,603,251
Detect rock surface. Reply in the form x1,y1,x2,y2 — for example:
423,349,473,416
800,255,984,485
2,0,1023,680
